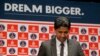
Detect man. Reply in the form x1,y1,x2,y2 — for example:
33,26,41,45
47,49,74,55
38,16,85,56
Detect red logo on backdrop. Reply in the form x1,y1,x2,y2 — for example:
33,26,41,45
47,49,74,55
18,32,28,40
0,47,6,55
99,50,100,56
49,26,54,33
88,28,98,35
7,55,18,56
70,27,79,34
1,19,100,56
39,33,49,41
28,25,39,33
29,40,39,48
7,40,17,47
18,48,28,55
0,32,7,39
89,43,98,50
79,35,88,42
7,24,18,32
98,36,100,42
83,50,89,56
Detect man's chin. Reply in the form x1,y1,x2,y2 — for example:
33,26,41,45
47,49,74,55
60,38,67,42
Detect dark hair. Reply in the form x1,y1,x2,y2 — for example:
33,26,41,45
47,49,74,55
54,16,71,29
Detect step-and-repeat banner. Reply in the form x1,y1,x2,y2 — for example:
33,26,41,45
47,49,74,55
0,0,100,56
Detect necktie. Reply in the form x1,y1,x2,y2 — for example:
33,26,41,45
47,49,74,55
60,43,64,56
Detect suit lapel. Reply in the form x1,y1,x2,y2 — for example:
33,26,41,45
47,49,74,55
51,38,72,56
67,40,72,56
51,38,57,56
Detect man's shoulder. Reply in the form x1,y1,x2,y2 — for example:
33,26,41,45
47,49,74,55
42,40,51,43
41,38,55,46
68,39,80,45
41,39,51,45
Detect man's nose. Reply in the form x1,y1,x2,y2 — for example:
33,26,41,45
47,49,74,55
61,33,65,37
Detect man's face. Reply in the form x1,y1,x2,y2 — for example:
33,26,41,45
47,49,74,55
55,27,69,42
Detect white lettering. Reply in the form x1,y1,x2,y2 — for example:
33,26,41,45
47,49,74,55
12,4,18,11
63,7,70,15
55,6,62,14
4,3,84,15
19,4,24,12
24,4,32,12
32,5,42,13
4,3,42,13
4,3,11,11
75,7,81,15
46,6,51,14
46,6,83,15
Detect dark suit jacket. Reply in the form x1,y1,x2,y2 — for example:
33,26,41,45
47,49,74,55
38,38,85,56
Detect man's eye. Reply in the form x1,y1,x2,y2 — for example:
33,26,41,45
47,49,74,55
64,31,68,34
58,31,68,34
58,31,62,33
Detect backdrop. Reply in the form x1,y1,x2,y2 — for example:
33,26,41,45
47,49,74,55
0,0,100,56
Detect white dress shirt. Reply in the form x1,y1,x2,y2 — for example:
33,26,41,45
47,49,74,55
56,38,68,56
